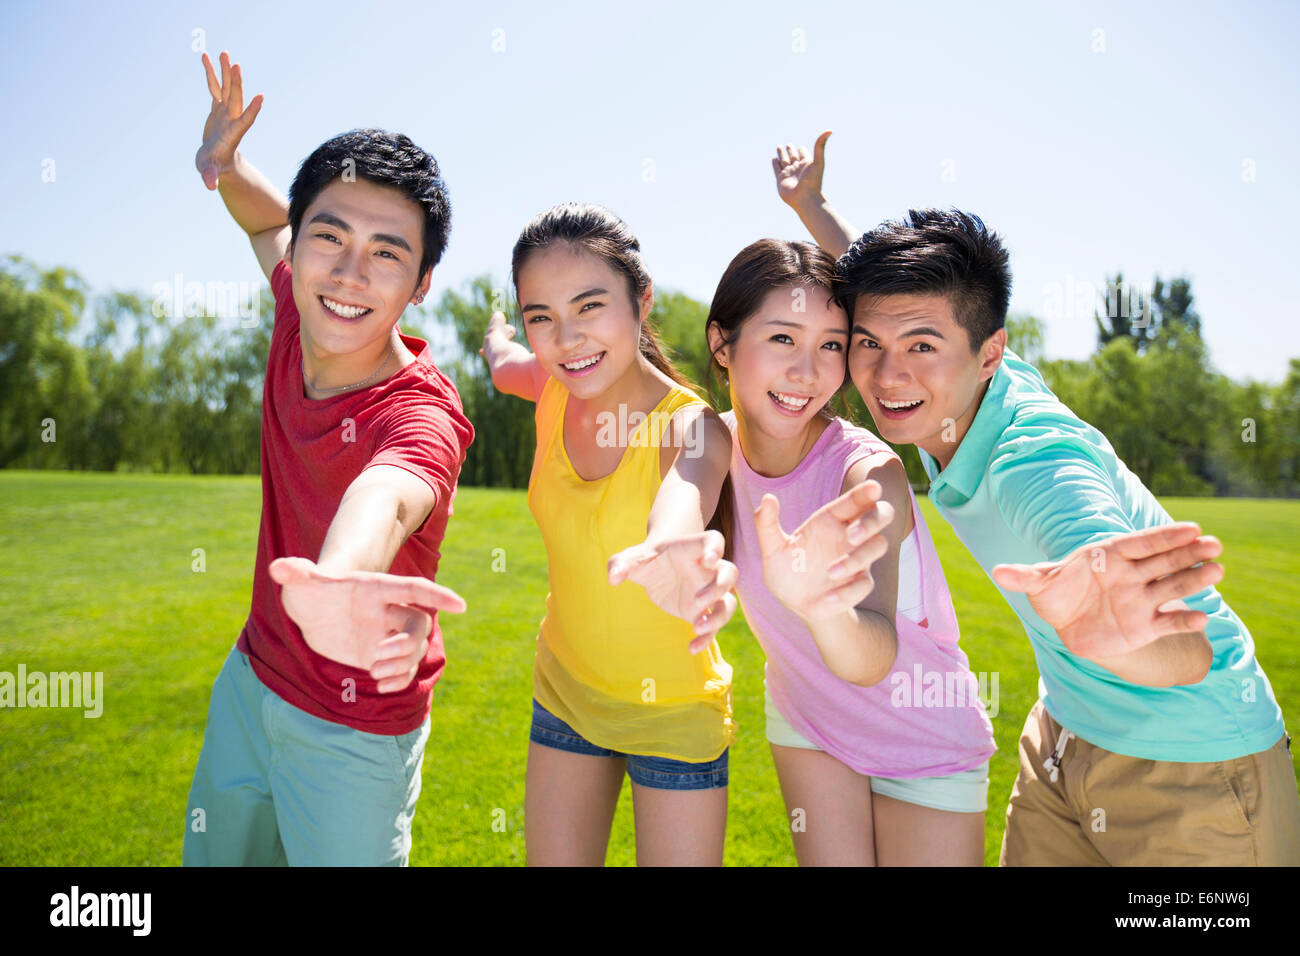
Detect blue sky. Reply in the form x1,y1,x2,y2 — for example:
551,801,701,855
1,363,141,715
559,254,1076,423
2,0,1297,381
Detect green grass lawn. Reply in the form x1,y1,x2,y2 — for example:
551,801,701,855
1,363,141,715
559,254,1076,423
1,470,1296,866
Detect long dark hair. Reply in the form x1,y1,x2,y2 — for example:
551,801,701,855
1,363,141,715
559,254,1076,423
510,202,694,389
704,238,851,559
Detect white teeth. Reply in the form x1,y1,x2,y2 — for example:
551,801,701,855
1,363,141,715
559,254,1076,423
562,353,603,370
322,297,371,319
770,391,810,411
880,398,923,410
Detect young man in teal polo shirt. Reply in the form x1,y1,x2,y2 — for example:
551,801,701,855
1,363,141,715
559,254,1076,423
772,132,1300,864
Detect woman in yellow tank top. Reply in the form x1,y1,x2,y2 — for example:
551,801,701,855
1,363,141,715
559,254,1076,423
481,203,738,866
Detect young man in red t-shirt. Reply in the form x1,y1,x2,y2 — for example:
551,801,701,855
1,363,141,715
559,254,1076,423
182,52,474,866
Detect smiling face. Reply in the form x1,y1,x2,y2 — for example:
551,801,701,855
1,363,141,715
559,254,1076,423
711,282,848,447
516,242,650,402
847,292,1004,467
288,177,429,367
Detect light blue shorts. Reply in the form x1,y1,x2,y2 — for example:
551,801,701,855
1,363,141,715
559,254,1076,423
183,645,430,866
765,685,988,813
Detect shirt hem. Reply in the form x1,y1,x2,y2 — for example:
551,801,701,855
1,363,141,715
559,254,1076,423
247,652,433,737
1040,698,1285,763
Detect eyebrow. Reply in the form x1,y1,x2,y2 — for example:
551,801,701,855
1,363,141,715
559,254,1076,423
764,319,848,336
852,324,946,340
521,287,609,314
306,212,413,253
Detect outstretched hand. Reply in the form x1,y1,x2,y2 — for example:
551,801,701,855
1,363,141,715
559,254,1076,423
196,51,263,191
608,530,739,654
991,523,1223,660
773,130,832,209
269,556,466,693
754,480,894,622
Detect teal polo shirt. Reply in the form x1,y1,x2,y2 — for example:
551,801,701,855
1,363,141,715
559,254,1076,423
918,349,1285,762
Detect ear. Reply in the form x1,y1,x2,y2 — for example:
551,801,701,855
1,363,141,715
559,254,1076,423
639,281,654,322
411,267,432,306
979,328,1007,382
706,322,728,368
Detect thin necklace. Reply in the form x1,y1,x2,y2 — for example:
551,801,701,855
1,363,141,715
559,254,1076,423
302,342,395,396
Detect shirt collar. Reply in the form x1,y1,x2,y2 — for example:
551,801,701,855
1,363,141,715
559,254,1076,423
923,355,1016,501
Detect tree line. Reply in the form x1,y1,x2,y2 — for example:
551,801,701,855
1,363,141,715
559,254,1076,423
2,255,1296,497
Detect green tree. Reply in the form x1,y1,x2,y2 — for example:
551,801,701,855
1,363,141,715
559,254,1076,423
0,256,94,468
1005,314,1046,365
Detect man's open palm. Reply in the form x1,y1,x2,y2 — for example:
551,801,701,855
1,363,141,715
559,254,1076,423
269,557,466,691
992,523,1223,659
196,51,263,191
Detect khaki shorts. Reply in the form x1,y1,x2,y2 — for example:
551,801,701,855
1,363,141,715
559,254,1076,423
1000,699,1300,866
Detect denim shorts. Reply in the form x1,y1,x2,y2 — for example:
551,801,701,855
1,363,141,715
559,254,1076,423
529,699,728,791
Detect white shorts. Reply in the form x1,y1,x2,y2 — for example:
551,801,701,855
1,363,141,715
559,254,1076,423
764,685,989,813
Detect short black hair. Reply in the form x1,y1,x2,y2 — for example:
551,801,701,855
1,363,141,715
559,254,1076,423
287,129,451,281
834,209,1011,351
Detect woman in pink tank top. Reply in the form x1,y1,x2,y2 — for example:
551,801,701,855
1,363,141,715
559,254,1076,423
705,237,996,865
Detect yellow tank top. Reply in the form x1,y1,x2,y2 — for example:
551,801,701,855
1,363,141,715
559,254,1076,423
527,375,735,762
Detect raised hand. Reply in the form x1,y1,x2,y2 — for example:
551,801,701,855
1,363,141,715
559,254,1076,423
773,130,832,210
196,51,264,191
991,523,1224,660
753,481,894,623
608,530,739,654
478,310,516,359
268,556,467,692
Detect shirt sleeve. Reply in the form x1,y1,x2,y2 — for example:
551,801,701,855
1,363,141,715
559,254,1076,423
989,430,1140,563
271,258,292,311
365,397,469,518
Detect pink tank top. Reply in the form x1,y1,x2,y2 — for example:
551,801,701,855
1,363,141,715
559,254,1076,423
723,411,996,778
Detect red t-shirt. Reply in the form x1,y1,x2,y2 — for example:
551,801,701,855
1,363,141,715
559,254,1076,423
235,259,474,735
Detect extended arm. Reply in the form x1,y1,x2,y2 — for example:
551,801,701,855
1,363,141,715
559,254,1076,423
480,311,548,402
196,51,289,283
991,451,1218,686
801,455,908,686
608,407,739,653
270,465,465,693
755,455,902,687
316,465,437,575
773,132,862,260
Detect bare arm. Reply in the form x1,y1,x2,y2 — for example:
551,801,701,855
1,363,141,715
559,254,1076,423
993,526,1223,687
480,311,548,402
269,465,464,693
607,406,740,653
195,51,289,283
644,407,732,546
799,454,910,686
773,131,861,260
316,465,438,575
1090,606,1213,687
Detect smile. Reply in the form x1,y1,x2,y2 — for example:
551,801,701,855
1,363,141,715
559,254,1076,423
768,390,812,415
876,395,925,420
320,296,373,320
560,351,605,375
